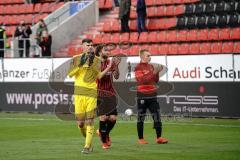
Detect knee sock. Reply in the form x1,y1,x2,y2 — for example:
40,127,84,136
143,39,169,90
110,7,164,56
137,121,144,139
106,120,116,135
84,125,94,148
78,124,86,137
99,121,107,143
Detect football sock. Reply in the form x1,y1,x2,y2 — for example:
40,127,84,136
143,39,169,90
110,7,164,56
100,121,107,143
137,121,144,139
78,124,86,137
106,120,116,135
155,127,162,138
84,125,94,148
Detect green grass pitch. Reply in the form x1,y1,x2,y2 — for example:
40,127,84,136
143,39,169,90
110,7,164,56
0,112,240,160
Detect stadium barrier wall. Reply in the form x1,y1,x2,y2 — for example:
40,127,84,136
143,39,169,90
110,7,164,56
0,54,239,118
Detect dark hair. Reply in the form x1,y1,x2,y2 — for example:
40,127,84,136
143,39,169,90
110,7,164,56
95,45,104,57
82,38,93,44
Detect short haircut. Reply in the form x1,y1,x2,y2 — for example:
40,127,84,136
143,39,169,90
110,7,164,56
139,49,149,56
95,44,104,57
82,38,93,44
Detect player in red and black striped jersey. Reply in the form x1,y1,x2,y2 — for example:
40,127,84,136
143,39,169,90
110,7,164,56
95,45,121,149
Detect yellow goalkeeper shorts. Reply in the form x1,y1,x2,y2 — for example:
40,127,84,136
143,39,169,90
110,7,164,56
74,95,97,120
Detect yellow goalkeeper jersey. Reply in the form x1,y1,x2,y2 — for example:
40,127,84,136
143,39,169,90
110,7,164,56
68,53,101,98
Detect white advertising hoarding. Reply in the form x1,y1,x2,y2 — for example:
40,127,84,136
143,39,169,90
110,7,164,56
0,59,3,82
234,55,240,82
52,58,73,82
167,54,235,82
122,56,167,82
1,55,239,82
3,58,52,82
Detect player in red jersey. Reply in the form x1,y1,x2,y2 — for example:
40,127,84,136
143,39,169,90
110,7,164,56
95,45,121,149
134,49,168,144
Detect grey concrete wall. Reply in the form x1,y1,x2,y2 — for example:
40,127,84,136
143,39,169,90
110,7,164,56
50,0,99,53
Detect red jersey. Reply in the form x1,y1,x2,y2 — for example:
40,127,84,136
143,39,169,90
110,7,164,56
134,62,159,95
97,59,116,97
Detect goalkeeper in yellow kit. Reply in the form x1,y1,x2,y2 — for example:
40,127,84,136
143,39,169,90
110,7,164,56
68,39,112,154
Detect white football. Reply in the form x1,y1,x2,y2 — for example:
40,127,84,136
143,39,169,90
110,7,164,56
125,109,133,116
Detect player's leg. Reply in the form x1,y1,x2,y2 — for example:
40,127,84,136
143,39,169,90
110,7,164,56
106,114,117,146
75,96,86,137
99,115,109,149
105,96,118,141
148,98,168,144
82,97,97,153
137,98,148,144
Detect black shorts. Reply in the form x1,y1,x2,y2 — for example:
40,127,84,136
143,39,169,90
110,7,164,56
97,96,118,116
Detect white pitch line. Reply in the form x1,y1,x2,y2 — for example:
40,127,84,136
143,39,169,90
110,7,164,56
117,121,240,128
0,117,58,121
0,117,240,128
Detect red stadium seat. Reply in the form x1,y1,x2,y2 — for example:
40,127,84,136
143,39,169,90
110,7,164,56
138,32,148,43
189,43,200,54
200,43,211,54
162,0,172,5
157,18,166,29
147,19,158,30
93,34,102,44
146,0,155,6
129,32,139,43
104,0,113,9
157,31,166,42
102,21,112,32
129,45,140,55
112,20,121,32
148,31,158,43
159,44,169,54
99,0,105,9
187,29,197,41
233,42,240,53
156,6,165,17
25,4,34,14
177,30,188,41
149,44,159,55
166,30,177,42
111,47,121,56
111,33,120,44
68,46,77,56
19,4,28,14
102,33,112,44
85,34,94,40
155,0,164,5
168,44,179,54
230,28,240,40
131,0,137,6
211,42,222,54
34,3,42,13
130,9,137,19
147,7,156,17
164,18,177,29
11,5,20,14
174,5,185,15
140,44,150,50
208,28,219,40
178,43,190,54
219,28,231,40
25,14,33,24
197,29,208,41
129,20,137,31
165,6,175,16
120,33,130,42
222,42,234,53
